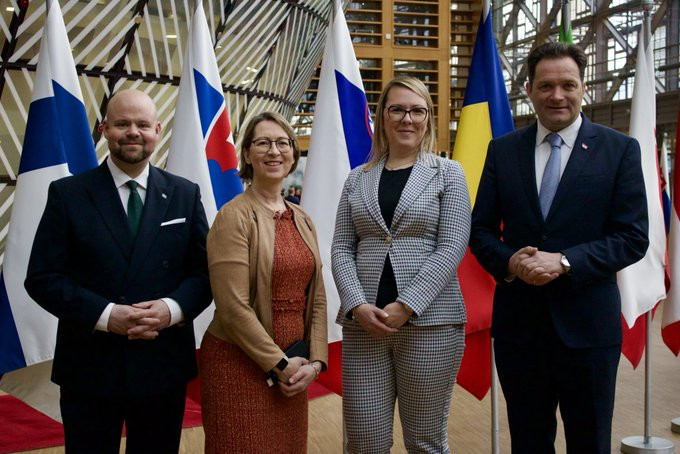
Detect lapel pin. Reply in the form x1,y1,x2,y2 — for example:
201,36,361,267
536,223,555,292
161,193,167,199
581,143,589,150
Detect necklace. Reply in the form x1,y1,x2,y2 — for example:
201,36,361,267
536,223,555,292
251,187,286,213
385,161,415,171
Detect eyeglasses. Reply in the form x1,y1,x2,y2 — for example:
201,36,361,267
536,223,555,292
386,106,428,123
250,138,293,153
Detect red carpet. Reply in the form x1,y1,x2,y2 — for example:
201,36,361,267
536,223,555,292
0,395,202,453
0,384,331,453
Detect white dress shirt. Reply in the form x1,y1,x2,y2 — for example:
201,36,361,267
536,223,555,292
95,158,184,332
534,115,582,193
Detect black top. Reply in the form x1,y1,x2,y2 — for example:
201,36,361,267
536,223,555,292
375,166,412,309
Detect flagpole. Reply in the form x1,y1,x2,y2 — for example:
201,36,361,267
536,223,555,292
620,2,674,450
559,0,572,43
490,340,499,454
621,311,674,453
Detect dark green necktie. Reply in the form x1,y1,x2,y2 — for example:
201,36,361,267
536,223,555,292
126,180,143,237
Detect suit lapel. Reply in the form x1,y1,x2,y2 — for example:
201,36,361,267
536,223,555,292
362,157,389,233
124,166,173,286
87,163,134,259
545,115,597,220
391,152,437,228
516,124,543,221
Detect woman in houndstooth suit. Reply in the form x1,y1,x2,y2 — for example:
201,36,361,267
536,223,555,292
331,77,471,453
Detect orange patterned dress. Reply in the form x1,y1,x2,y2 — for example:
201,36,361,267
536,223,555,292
201,209,315,454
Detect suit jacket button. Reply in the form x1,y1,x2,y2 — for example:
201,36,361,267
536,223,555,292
118,296,126,304
541,234,548,240
162,260,169,269
385,235,392,244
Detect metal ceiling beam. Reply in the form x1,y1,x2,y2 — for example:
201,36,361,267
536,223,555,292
503,1,561,100
0,2,29,98
93,0,150,143
603,0,668,101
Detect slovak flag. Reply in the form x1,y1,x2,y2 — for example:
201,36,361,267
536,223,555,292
166,1,242,356
301,0,373,395
0,0,98,419
166,1,242,228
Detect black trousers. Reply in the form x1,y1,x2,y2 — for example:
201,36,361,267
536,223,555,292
60,384,186,454
494,323,620,454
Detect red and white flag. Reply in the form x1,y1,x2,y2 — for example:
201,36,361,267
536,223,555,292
617,19,666,367
662,109,680,356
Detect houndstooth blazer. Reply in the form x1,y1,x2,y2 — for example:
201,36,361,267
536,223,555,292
332,151,471,327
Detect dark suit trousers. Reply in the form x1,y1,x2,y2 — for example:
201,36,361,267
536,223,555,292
494,314,620,454
60,385,186,454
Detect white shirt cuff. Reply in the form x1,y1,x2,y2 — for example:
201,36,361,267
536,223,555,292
95,303,114,331
161,298,184,326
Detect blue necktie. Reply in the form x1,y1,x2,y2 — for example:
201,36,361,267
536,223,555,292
539,133,562,219
127,180,143,237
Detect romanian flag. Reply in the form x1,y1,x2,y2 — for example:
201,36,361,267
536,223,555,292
452,0,514,399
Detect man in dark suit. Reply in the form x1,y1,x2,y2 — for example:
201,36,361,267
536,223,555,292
470,42,649,453
25,89,212,453
284,185,300,204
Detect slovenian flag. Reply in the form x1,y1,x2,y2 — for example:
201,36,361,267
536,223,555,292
617,17,667,367
0,0,98,419
451,0,514,399
166,1,242,229
301,0,373,395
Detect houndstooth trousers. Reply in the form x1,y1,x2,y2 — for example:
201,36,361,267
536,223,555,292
342,322,465,454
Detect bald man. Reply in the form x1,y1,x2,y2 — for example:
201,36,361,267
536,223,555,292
25,89,212,453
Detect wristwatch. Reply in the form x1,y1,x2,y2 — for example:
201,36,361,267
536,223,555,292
560,254,571,274
274,355,289,372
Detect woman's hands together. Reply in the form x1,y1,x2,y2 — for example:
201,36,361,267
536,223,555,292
353,302,412,338
277,358,322,397
382,302,412,329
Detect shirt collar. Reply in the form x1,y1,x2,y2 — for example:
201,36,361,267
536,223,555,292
106,157,150,190
536,114,583,150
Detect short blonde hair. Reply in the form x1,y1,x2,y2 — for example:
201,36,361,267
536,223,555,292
365,76,437,169
238,111,300,183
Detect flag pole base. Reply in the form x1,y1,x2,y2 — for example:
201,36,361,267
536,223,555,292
621,436,674,453
671,417,680,434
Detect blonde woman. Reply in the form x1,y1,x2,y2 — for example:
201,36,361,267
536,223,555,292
332,77,471,453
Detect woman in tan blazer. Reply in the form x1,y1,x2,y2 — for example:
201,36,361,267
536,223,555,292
200,112,327,454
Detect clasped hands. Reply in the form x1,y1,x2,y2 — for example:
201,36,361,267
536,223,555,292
508,246,564,286
352,302,412,339
275,357,321,398
107,299,171,340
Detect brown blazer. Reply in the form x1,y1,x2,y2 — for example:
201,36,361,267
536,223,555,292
206,187,328,373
